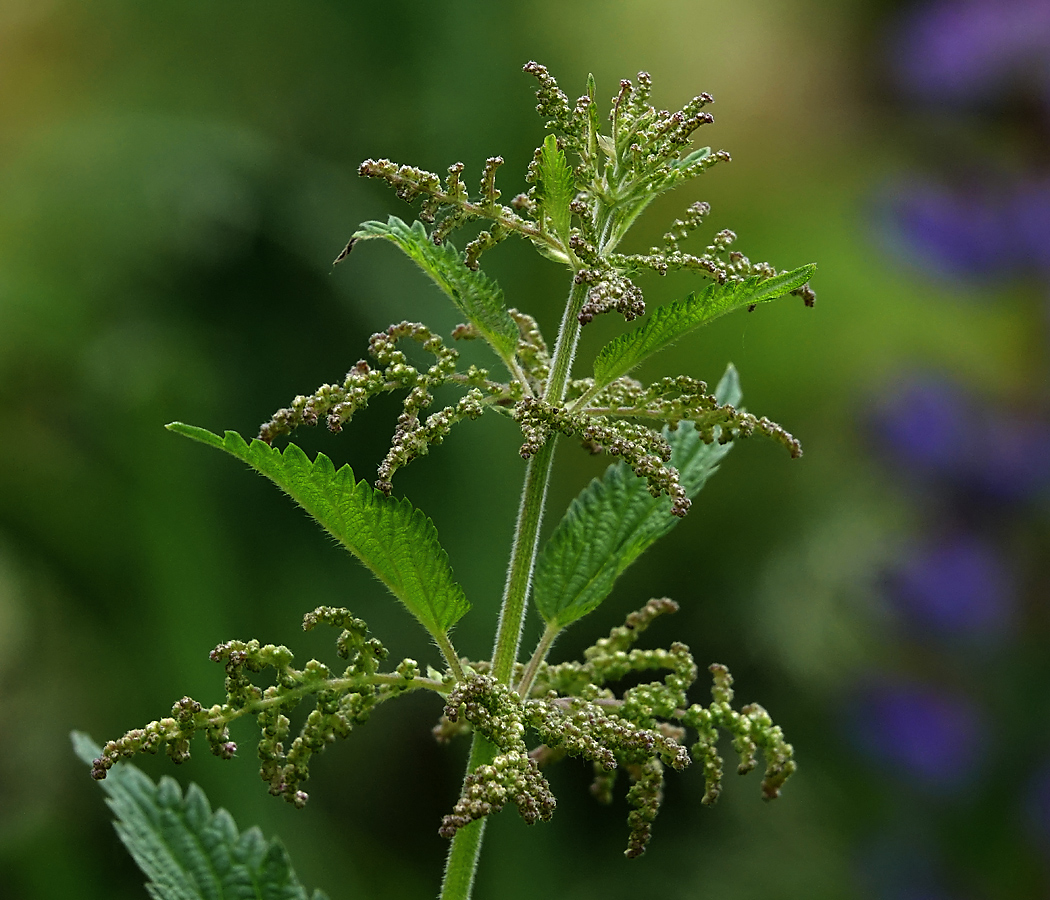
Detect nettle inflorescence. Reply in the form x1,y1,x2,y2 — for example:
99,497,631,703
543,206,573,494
91,607,447,808
91,62,811,885
437,598,795,858
260,61,813,510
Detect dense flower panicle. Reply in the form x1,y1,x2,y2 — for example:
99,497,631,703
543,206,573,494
312,64,809,498
430,600,793,856
95,62,807,869
91,609,443,808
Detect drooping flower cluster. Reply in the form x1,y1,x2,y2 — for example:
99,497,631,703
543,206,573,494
256,63,810,506
436,599,794,857
90,62,806,877
91,608,447,808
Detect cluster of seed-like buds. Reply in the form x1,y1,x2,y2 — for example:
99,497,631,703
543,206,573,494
508,309,551,390
624,758,665,858
357,158,444,222
357,155,542,268
257,322,511,491
583,375,803,458
513,397,692,515
608,216,787,289
526,695,690,773
576,269,646,324
89,695,236,781
522,61,592,159
439,659,698,857
91,608,435,811
440,675,557,836
602,70,717,177
682,664,797,805
523,598,796,855
663,201,711,250
521,62,731,262
523,694,689,858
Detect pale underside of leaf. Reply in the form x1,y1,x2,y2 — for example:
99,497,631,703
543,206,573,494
72,732,328,900
592,264,816,389
533,365,742,631
167,423,469,638
352,215,519,363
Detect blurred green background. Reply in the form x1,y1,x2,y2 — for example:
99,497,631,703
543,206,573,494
2,0,1047,898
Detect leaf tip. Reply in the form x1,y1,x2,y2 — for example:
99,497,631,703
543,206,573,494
71,730,101,766
715,363,742,407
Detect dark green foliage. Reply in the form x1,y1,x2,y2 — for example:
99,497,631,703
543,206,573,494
347,216,520,369
531,366,740,630
90,61,807,895
167,424,469,641
536,134,575,244
593,264,816,389
72,733,329,900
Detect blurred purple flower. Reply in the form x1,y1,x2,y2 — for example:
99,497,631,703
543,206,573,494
884,177,1050,280
981,413,1050,500
871,376,972,475
889,533,1013,637
871,375,1050,501
849,678,985,787
1012,179,1050,273
886,180,1014,279
893,0,1050,106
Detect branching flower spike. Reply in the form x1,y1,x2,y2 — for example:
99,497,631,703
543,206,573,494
89,62,812,900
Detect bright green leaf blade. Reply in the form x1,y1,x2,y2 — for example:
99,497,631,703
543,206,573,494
72,732,329,900
166,424,469,638
538,134,574,243
593,264,816,389
352,215,518,362
533,366,741,631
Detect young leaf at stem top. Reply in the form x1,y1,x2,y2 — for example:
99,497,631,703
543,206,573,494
592,264,815,391
72,732,329,900
532,365,742,632
536,134,575,247
167,424,470,644
349,216,520,372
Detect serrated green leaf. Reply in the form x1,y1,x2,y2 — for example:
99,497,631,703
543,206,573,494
538,134,574,243
72,732,329,900
167,424,469,638
533,366,742,631
593,264,815,390
352,215,518,363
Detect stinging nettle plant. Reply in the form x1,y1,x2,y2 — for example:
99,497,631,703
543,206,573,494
81,62,815,900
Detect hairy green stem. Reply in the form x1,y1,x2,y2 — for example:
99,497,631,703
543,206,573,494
439,733,497,900
515,622,561,699
543,277,590,405
440,276,589,900
488,276,589,684
487,439,556,685
435,632,466,682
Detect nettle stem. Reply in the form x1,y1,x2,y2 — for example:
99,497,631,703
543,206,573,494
439,275,588,900
440,733,498,899
489,275,588,684
516,621,560,699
